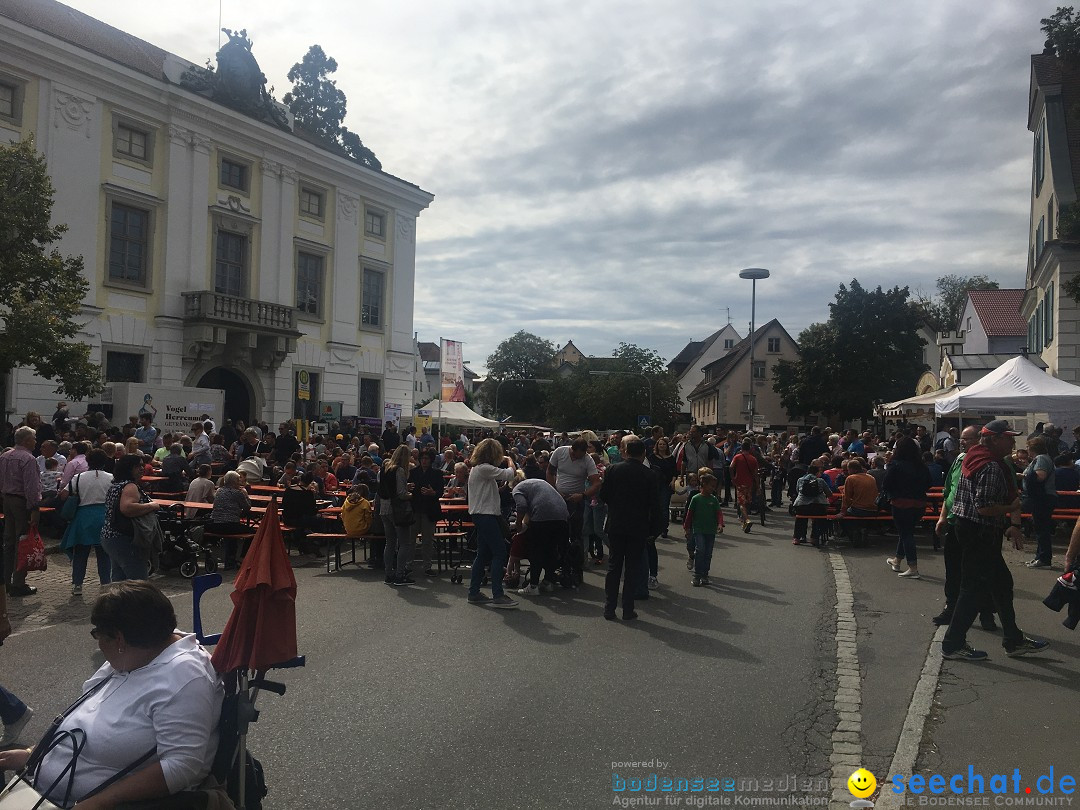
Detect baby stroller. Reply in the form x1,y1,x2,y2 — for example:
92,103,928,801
157,504,218,578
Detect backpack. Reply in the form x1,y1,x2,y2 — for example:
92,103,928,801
934,436,948,452
800,476,821,498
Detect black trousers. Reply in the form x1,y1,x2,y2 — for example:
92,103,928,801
605,533,645,612
943,519,1023,652
940,523,996,617
526,520,567,586
793,503,828,542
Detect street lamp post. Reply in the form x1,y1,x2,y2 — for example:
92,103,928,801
739,267,770,431
588,371,653,426
494,378,553,420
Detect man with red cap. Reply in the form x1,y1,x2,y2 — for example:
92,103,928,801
941,420,1049,661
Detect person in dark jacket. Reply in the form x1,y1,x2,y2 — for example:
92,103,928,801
598,440,658,621
408,449,445,576
884,436,932,579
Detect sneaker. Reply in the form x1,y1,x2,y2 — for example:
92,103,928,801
742,521,752,534
1025,559,1052,569
792,538,804,545
468,593,492,605
931,611,953,627
384,576,396,585
392,576,415,586
1005,637,1050,657
1,707,33,745
518,584,539,596
647,576,659,589
622,610,639,621
886,557,902,573
701,575,710,586
540,580,557,593
942,645,988,661
686,557,695,571
71,584,82,596
692,576,702,587
489,595,518,609
603,607,617,621
898,569,920,579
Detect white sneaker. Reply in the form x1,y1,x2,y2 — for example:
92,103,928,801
886,557,902,573
648,576,659,589
71,584,82,596
1,707,33,746
518,584,539,596
898,569,920,579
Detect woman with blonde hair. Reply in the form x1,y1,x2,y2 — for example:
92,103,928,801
378,444,415,585
466,438,518,608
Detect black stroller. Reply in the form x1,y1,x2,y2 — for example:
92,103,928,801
157,503,218,578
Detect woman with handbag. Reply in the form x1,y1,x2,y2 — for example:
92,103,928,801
379,444,415,586
99,454,159,582
59,449,113,596
0,581,224,809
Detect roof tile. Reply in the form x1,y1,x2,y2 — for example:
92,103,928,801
967,289,1026,337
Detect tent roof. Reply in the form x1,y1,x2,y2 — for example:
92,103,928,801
876,385,964,418
935,355,1080,414
427,399,501,429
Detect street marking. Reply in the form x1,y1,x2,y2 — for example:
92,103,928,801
873,626,945,810
827,548,863,808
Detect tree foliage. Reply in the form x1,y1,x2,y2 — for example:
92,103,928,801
481,331,557,424
772,280,926,421
1042,6,1080,62
284,45,382,170
0,138,102,399
912,274,999,332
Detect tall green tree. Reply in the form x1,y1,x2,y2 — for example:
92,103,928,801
482,331,557,423
1042,6,1080,61
0,138,102,399
912,273,999,332
772,280,926,422
284,45,381,170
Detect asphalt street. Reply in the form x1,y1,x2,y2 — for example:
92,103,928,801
3,511,1077,808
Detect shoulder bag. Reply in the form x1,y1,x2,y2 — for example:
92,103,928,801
59,476,80,523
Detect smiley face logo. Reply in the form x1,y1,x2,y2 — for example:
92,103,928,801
848,768,876,798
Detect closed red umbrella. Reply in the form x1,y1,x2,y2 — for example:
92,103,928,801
211,498,297,674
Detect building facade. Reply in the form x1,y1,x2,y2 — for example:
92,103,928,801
0,1,432,426
667,325,741,417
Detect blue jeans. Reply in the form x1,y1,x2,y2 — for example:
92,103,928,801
583,501,608,558
892,506,923,566
71,545,112,587
1027,496,1056,563
470,514,508,599
693,533,715,577
0,684,28,726
100,534,149,581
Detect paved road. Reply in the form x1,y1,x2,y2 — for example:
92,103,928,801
5,512,1075,808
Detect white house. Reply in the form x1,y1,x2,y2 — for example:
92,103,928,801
666,325,742,416
0,0,433,427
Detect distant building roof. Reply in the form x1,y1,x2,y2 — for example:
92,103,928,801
0,0,168,79
967,289,1026,337
668,326,738,376
946,353,1047,371
417,341,477,379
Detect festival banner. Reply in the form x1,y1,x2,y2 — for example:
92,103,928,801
440,339,465,402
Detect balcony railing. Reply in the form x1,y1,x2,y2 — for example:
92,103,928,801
182,291,299,334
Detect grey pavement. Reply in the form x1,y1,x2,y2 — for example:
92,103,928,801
2,511,1077,807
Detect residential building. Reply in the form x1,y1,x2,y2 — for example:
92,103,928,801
0,0,432,426
1020,48,1080,384
686,320,815,430
957,289,1026,355
667,325,741,416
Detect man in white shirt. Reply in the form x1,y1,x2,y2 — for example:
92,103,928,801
36,441,66,475
547,439,600,557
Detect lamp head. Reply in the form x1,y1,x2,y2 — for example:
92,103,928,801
739,268,770,280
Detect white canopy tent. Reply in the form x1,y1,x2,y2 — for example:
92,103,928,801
434,399,502,429
876,385,964,419
935,356,1080,422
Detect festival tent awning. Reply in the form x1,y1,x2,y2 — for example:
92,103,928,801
433,399,502,429
935,355,1080,415
876,385,964,418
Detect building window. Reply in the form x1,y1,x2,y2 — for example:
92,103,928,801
766,337,780,353
296,252,324,317
1036,216,1046,260
104,350,145,383
1036,300,1045,351
108,202,151,287
723,339,734,349
361,268,384,327
215,230,247,298
0,80,17,123
742,394,752,412
1046,282,1055,344
365,210,385,238
299,187,324,219
359,377,380,418
752,361,766,380
219,158,250,193
114,121,152,164
1035,119,1045,194
1049,195,1055,241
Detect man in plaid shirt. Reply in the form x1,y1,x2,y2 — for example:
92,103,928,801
942,420,1048,661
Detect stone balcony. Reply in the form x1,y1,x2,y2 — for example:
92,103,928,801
182,291,301,370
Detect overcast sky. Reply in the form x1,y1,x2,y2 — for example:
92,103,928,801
65,1,1058,373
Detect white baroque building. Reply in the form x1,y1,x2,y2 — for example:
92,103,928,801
0,0,432,426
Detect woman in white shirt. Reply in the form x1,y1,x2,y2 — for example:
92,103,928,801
0,581,224,808
59,448,114,596
466,438,518,608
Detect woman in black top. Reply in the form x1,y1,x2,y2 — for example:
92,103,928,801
883,437,931,580
647,437,677,539
408,450,445,576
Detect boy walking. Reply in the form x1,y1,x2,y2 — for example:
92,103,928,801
683,473,724,586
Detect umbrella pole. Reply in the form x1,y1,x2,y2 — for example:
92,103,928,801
237,670,250,810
